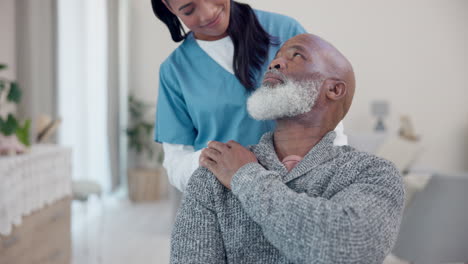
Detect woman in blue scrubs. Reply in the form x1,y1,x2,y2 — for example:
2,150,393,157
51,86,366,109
151,0,347,192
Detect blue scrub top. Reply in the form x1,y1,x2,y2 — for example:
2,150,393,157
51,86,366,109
155,10,306,151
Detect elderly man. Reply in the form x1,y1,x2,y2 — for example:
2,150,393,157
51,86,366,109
170,34,405,264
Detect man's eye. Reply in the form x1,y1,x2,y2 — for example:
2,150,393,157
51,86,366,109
184,8,195,16
293,53,302,58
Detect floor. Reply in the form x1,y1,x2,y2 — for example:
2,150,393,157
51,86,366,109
69,193,468,264
71,194,175,264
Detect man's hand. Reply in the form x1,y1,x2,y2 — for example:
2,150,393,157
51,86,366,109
200,140,258,189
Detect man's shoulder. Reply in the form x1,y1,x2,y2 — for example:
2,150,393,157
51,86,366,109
187,167,218,191
185,167,227,203
337,146,401,178
334,145,405,209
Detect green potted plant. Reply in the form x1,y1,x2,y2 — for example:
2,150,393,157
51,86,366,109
0,63,31,155
126,94,162,164
126,94,166,202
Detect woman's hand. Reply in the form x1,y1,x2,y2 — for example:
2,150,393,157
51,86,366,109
200,140,258,189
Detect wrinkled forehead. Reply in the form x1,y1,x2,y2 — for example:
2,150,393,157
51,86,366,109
277,35,318,57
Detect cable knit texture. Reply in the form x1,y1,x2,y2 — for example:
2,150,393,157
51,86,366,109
170,131,405,264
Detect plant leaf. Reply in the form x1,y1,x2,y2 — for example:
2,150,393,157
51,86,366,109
7,82,21,103
145,145,154,159
0,80,5,93
143,123,153,134
0,64,7,70
126,94,156,157
0,114,19,136
16,119,31,146
158,150,164,164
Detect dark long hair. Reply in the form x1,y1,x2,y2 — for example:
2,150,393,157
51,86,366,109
151,0,276,90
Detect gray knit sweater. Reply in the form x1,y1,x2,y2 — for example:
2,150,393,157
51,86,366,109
170,131,405,264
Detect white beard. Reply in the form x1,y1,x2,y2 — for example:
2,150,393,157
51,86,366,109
247,77,322,120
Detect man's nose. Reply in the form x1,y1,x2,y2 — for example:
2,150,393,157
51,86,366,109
268,58,286,70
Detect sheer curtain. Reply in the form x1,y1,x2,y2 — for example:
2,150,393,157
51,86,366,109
57,0,111,192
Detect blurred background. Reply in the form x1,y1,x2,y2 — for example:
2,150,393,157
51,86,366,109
0,0,467,264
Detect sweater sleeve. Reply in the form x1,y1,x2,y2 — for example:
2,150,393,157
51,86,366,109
170,167,227,264
231,158,405,264
162,143,202,192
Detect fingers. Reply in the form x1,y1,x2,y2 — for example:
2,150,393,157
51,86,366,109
201,147,221,162
226,140,242,148
208,141,230,153
199,155,217,170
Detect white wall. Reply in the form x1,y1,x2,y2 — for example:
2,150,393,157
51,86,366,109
130,0,468,174
129,0,178,106
0,0,16,79
15,0,56,128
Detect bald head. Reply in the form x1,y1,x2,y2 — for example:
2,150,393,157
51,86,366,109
248,33,355,129
298,34,355,117
259,33,355,123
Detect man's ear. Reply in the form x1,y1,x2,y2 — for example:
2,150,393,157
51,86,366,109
324,79,347,101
